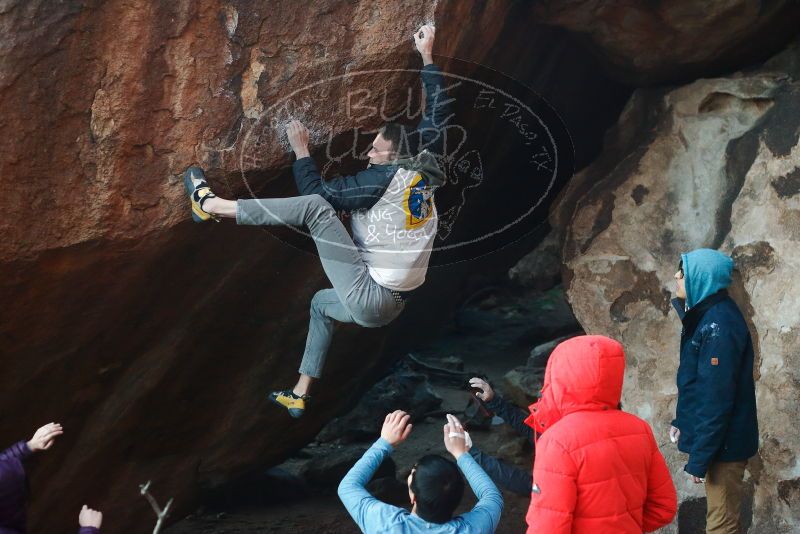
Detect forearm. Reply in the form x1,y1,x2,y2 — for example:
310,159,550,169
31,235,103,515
292,156,322,196
414,64,454,159
0,440,32,462
643,446,678,531
487,396,535,444
421,65,453,125
292,157,391,211
458,453,503,510
688,337,739,476
470,447,532,496
686,417,732,476
338,438,392,509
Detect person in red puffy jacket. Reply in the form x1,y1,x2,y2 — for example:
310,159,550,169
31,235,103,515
524,335,677,533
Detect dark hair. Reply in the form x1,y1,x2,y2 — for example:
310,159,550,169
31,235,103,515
410,455,465,523
379,122,411,157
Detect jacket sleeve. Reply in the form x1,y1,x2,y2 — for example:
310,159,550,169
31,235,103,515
526,435,577,534
292,157,395,212
337,438,406,532
642,426,678,531
454,452,503,532
685,321,747,477
486,395,535,445
469,446,533,496
78,528,100,534
414,64,455,155
0,441,32,462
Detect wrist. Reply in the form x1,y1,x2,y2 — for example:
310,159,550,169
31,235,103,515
293,147,310,159
376,437,395,452
421,53,433,66
26,441,35,452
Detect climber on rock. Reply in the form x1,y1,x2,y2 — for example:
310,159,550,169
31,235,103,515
182,25,452,418
669,249,758,534
338,411,503,532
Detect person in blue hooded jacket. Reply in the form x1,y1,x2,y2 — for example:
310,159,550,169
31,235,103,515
669,248,758,534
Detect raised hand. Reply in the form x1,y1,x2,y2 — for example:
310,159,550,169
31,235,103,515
380,410,413,447
469,377,495,402
27,422,63,452
78,505,103,528
443,413,471,459
286,119,310,158
413,24,435,65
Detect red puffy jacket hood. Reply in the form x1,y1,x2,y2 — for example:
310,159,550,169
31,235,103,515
525,335,625,436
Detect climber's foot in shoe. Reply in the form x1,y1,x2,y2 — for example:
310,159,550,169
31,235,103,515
183,166,218,223
269,390,309,419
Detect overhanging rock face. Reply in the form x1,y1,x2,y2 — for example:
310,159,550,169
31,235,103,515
0,1,442,531
552,42,800,532
2,1,600,531
0,0,442,260
3,0,799,531
530,0,800,84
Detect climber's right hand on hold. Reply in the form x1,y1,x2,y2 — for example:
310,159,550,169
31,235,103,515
286,119,310,159
414,24,435,65
469,377,495,402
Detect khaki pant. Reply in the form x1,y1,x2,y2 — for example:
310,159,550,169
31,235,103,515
705,460,747,534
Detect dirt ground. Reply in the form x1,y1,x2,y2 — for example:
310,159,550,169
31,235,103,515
167,287,556,533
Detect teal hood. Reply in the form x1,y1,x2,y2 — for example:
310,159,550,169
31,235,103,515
681,248,734,309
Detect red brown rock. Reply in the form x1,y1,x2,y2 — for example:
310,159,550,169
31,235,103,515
530,0,800,84
5,0,797,531
0,1,440,531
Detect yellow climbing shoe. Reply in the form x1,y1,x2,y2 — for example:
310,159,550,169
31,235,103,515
183,166,219,223
269,390,309,419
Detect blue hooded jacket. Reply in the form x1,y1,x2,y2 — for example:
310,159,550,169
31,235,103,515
672,249,758,477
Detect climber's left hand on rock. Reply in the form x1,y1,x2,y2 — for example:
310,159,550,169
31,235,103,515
286,119,310,158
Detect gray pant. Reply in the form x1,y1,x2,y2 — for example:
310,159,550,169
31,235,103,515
237,194,405,378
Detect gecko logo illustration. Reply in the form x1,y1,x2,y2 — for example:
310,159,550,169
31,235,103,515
405,173,434,229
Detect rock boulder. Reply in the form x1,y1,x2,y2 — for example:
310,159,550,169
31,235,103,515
531,0,800,84
553,40,800,532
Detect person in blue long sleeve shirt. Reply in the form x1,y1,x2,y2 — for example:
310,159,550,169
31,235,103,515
338,411,503,533
669,249,758,534
0,423,103,534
